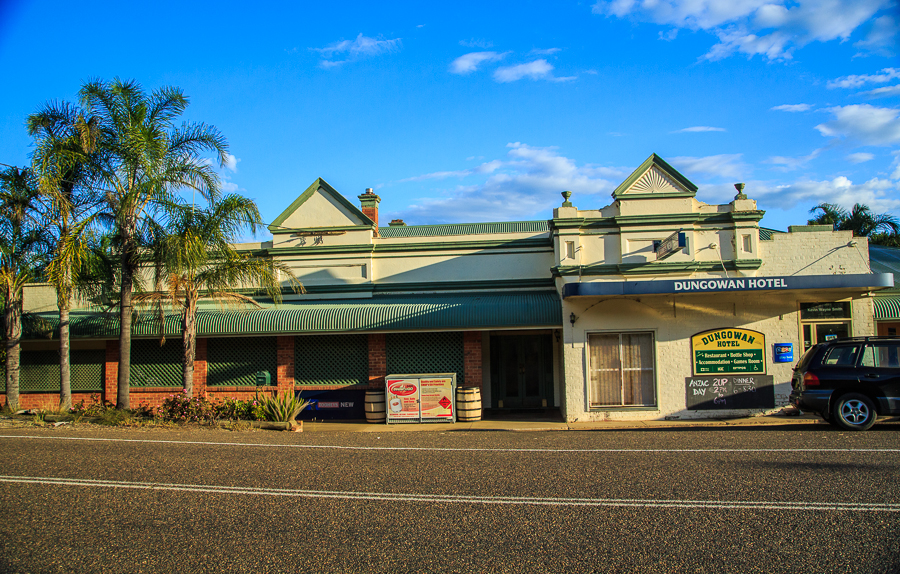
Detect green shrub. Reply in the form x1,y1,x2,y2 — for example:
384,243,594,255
258,392,310,422
156,392,219,423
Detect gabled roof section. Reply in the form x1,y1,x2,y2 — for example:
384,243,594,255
612,154,698,199
268,178,375,233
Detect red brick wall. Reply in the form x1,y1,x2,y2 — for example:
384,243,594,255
104,340,118,405
368,333,386,388
0,392,99,410
463,331,483,389
276,336,294,394
194,338,207,397
361,205,379,232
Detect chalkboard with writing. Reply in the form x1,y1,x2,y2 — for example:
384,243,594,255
685,375,774,410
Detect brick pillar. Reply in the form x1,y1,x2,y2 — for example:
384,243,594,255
368,333,386,388
463,331,483,389
194,338,208,397
358,189,381,237
104,340,118,405
277,336,295,394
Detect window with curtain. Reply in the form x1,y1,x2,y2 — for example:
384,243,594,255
588,332,656,408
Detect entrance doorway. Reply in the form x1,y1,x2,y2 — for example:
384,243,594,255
490,334,553,409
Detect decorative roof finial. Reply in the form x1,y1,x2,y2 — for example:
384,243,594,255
734,183,747,200
561,190,573,207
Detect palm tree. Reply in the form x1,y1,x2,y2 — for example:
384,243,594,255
80,78,228,409
808,203,899,237
27,101,101,409
0,167,47,410
140,196,302,397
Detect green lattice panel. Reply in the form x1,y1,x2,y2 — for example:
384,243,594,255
130,339,183,387
386,332,464,385
17,350,104,392
295,334,368,386
208,337,277,387
71,350,104,391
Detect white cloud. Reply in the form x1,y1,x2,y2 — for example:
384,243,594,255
751,175,900,212
667,154,746,179
450,51,508,74
854,14,899,51
765,147,824,171
828,67,900,88
862,84,900,98
672,126,727,133
530,47,562,55
847,152,876,163
815,104,900,146
313,34,401,68
460,38,493,48
221,181,240,193
223,154,239,172
659,29,679,41
592,0,894,60
493,59,576,83
771,103,812,112
394,143,626,223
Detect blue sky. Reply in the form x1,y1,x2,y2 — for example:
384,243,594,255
1,0,899,235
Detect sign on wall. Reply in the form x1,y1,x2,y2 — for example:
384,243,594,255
691,328,766,375
685,375,775,410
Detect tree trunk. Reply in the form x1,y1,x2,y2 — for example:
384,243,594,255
58,303,71,411
4,291,22,411
182,294,198,398
58,263,72,410
117,255,135,410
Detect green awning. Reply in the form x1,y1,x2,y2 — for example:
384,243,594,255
27,292,563,339
874,296,900,320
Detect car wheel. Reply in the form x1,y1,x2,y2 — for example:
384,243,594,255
832,393,877,431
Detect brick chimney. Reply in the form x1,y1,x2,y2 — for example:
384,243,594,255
358,188,381,237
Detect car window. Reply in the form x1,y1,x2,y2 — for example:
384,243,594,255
821,345,860,366
863,343,900,368
861,346,875,367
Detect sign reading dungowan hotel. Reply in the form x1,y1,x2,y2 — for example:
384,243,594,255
675,277,788,292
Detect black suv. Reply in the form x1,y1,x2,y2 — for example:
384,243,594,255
790,337,900,431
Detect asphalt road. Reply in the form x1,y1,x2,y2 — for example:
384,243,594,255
1,424,899,574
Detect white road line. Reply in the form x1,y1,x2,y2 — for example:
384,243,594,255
1,435,899,454
0,474,897,511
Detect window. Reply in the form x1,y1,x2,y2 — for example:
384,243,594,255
565,241,575,260
822,346,860,366
588,332,656,408
861,343,900,368
800,302,852,351
742,234,752,253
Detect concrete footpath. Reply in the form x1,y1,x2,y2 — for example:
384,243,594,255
301,412,836,432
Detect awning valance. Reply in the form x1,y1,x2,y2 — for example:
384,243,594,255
563,273,894,298
26,292,563,339
874,296,900,320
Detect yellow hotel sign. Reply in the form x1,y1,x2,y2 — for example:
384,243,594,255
691,328,766,375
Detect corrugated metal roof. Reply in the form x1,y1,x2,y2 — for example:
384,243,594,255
874,296,900,319
26,292,562,339
759,227,784,241
378,220,550,238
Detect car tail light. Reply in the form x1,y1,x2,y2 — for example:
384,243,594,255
803,372,820,386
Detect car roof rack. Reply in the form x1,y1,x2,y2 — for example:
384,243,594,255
830,336,898,342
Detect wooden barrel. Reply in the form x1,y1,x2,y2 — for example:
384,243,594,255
456,387,482,422
364,390,386,423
